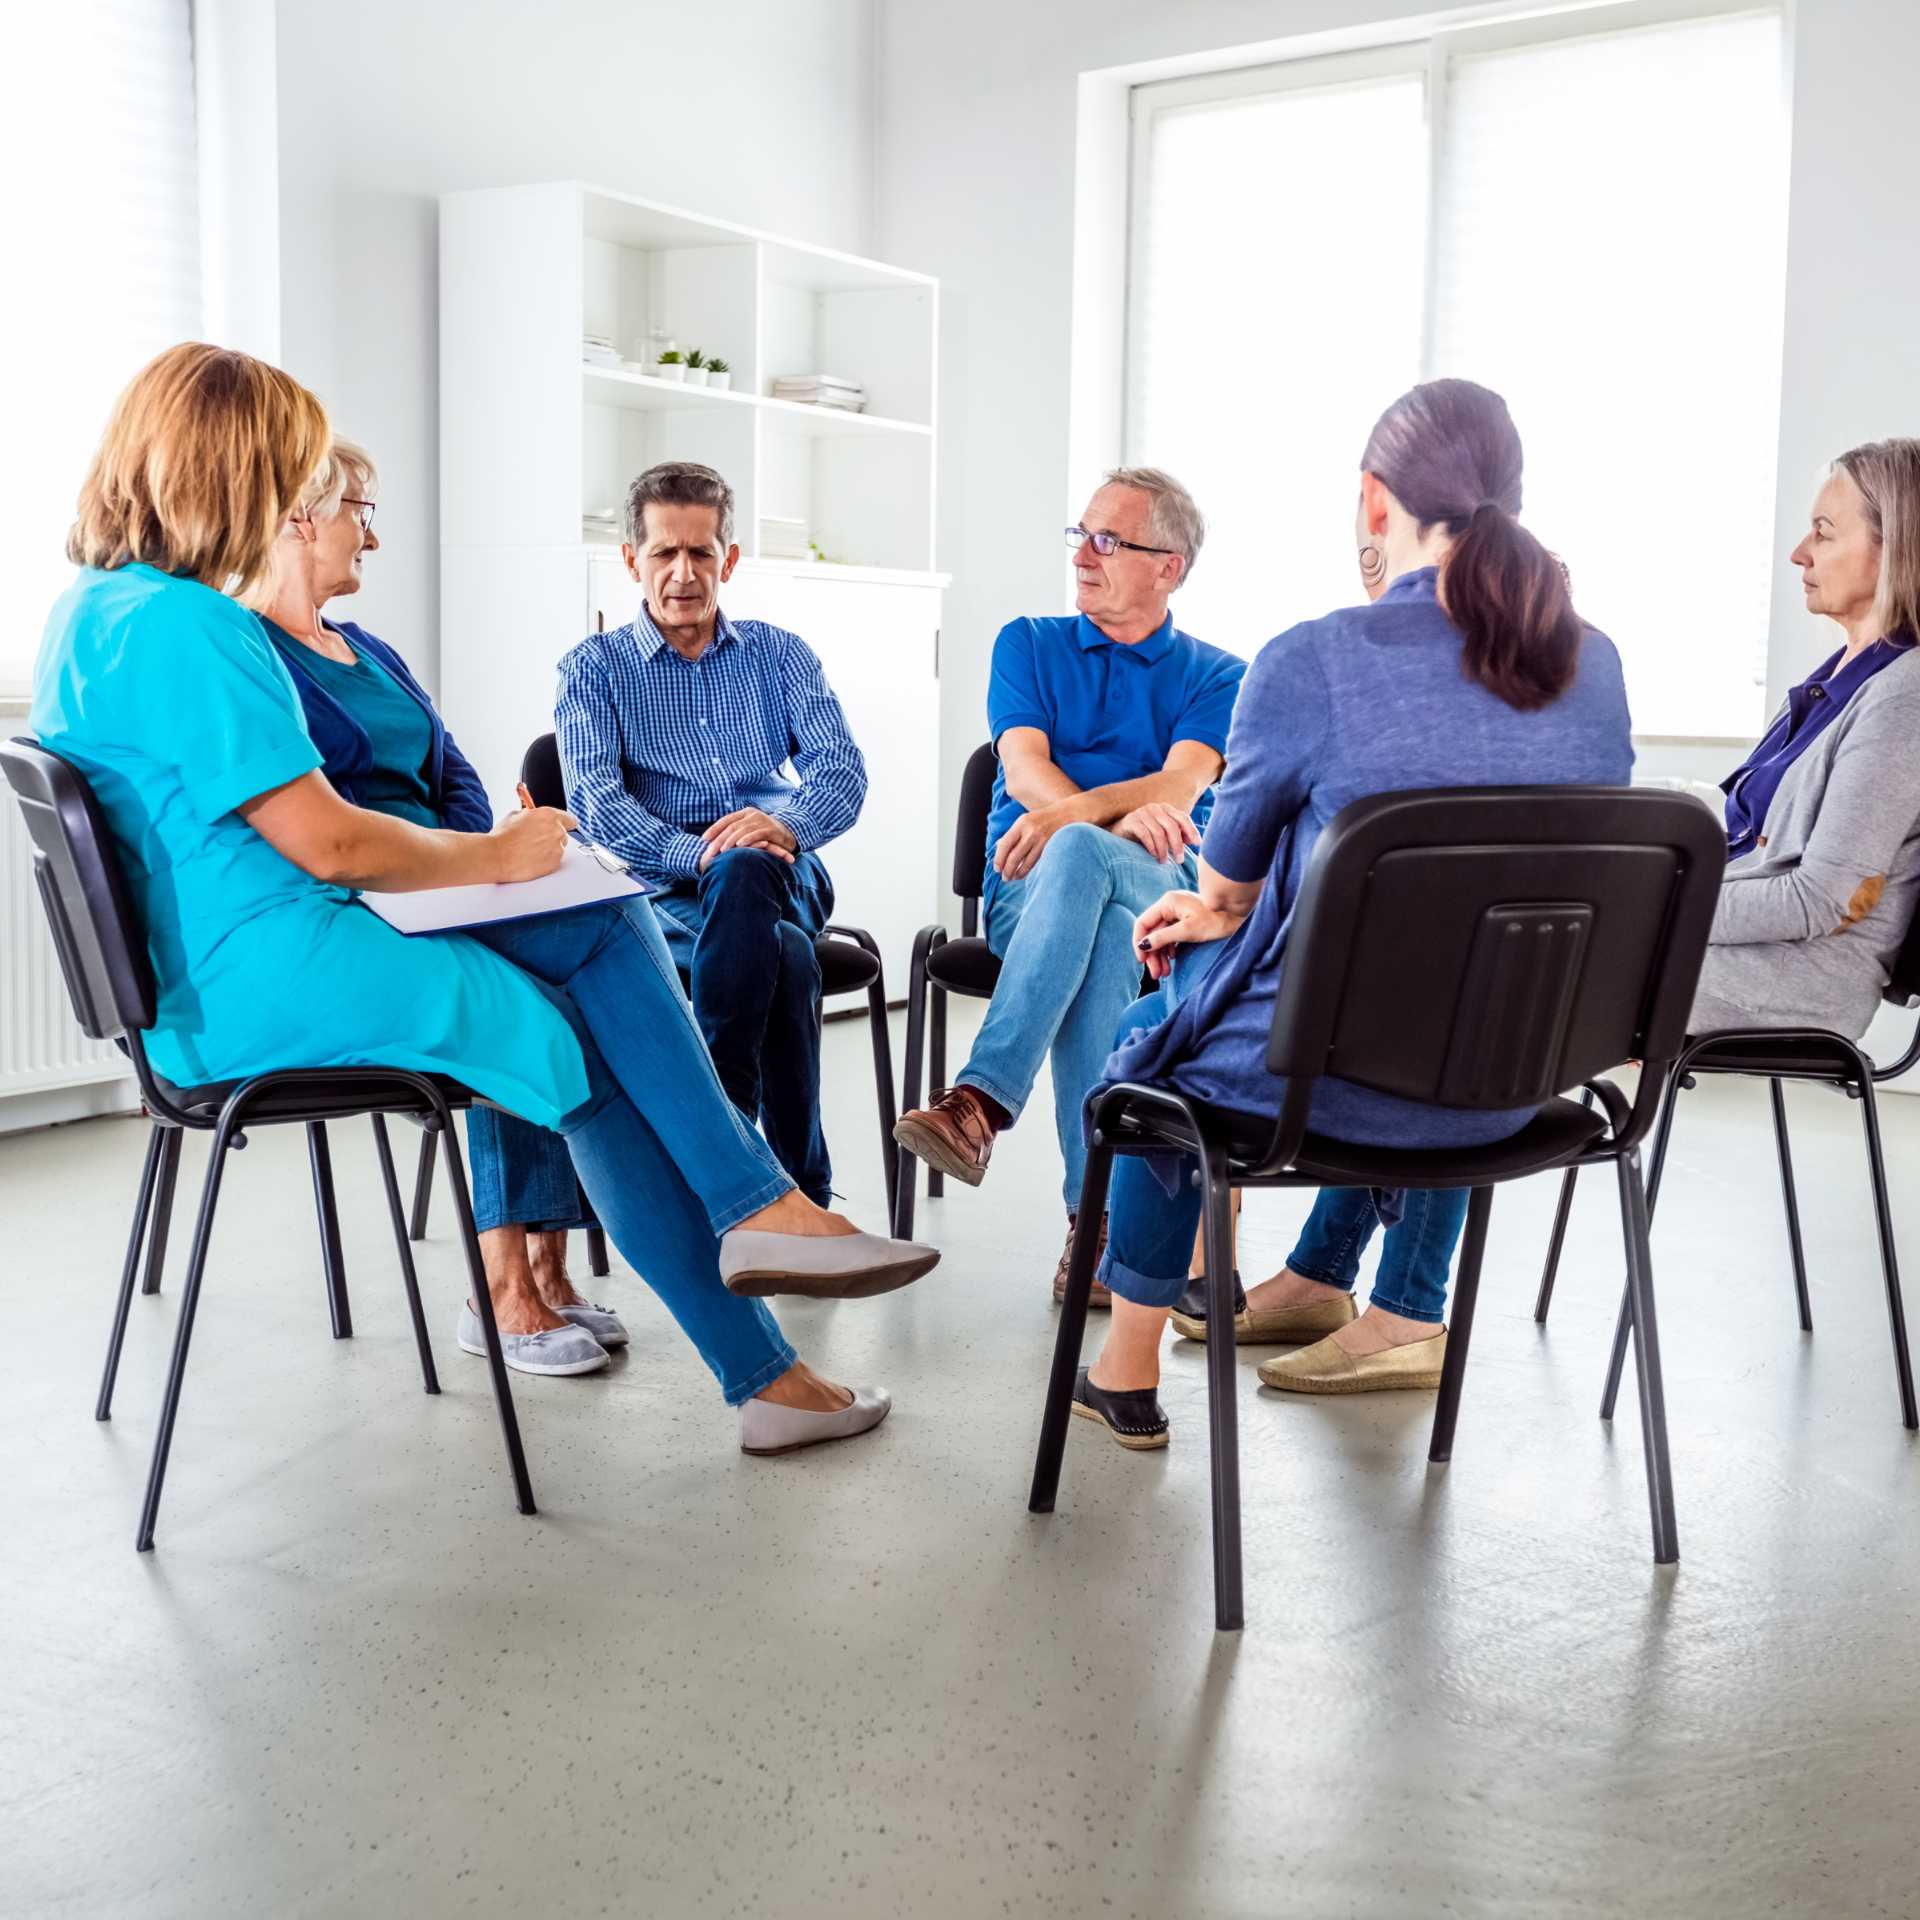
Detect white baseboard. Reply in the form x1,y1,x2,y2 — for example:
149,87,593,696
0,1075,140,1136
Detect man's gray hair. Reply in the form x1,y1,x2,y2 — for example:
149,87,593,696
1104,465,1205,581
624,460,736,548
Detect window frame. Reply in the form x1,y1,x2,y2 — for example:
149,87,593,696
1120,0,1788,741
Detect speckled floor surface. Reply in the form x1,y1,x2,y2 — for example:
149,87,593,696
5,1006,1920,1918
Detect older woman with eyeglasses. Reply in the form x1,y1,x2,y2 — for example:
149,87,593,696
34,347,936,1455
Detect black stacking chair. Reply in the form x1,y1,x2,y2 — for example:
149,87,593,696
500,732,899,1219
894,740,1001,1236
1030,787,1726,1631
1532,900,1920,1431
1,738,536,1552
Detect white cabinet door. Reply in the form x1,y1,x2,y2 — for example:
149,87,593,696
723,569,939,992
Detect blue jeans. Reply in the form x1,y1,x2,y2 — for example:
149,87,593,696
1095,982,1469,1324
965,823,1196,1209
467,1106,590,1234
466,897,798,1404
650,848,834,1204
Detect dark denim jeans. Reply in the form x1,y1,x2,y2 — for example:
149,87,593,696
649,847,834,1204
466,897,798,1403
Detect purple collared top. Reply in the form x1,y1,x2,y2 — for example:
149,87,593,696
1723,631,1917,858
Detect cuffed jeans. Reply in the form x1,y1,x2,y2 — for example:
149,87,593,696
1100,1168,1467,1325
466,897,798,1404
650,848,834,1205
964,823,1197,1209
467,1106,590,1234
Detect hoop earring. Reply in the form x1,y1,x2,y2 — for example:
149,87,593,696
1357,542,1387,588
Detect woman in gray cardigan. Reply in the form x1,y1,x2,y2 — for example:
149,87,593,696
1695,439,1920,1038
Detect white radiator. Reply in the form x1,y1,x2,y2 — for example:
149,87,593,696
1,792,127,1097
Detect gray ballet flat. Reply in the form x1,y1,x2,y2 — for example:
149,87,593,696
718,1228,940,1300
558,1300,629,1349
456,1303,608,1376
740,1384,892,1456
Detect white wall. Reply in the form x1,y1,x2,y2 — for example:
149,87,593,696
274,0,880,693
874,0,1920,889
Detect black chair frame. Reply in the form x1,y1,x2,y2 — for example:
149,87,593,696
896,740,1001,1236
3,738,536,1552
1530,906,1920,1431
1029,786,1728,1631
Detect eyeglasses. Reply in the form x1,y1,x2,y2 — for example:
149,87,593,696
1065,524,1175,558
341,498,377,533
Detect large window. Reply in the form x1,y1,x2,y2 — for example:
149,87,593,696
0,1,201,693
1125,2,1787,737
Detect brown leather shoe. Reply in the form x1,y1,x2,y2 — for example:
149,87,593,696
1052,1214,1111,1309
893,1085,998,1187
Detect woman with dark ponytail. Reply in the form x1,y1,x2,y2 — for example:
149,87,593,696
1065,379,1635,1449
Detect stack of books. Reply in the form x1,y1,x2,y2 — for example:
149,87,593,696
771,374,867,413
758,516,812,560
582,331,621,369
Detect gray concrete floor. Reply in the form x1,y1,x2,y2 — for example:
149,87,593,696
5,1005,1920,1918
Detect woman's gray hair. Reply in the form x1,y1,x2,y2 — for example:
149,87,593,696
1833,438,1920,642
1103,465,1204,581
300,437,379,520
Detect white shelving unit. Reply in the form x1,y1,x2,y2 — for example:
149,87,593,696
439,181,945,985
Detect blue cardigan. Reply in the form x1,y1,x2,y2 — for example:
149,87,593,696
266,618,494,833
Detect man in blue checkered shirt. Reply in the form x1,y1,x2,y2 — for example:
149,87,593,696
556,462,867,1204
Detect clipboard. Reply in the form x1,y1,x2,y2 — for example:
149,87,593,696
358,839,650,937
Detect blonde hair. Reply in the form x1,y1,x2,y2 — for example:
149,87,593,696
301,436,380,519
68,343,330,597
1834,438,1920,642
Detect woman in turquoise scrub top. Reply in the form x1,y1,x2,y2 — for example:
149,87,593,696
29,344,929,1457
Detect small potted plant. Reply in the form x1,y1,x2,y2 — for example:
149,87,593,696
684,347,710,389
656,348,686,384
707,355,732,392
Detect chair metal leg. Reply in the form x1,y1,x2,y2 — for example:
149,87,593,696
867,976,899,1224
1531,1088,1593,1323
1429,1186,1494,1463
1028,1137,1118,1515
141,1125,183,1296
98,1125,168,1421
927,987,948,1199
307,1121,352,1339
1769,1078,1813,1333
1196,1145,1244,1632
586,1227,610,1278
1616,1148,1680,1564
136,1114,240,1551
1601,1070,1683,1420
895,947,931,1238
1857,1081,1918,1431
434,1105,536,1516
372,1114,439,1395
1532,1166,1579,1323
409,1126,438,1240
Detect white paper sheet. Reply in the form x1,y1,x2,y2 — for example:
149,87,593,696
358,841,648,936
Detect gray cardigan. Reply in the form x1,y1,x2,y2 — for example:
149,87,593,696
1693,644,1920,1038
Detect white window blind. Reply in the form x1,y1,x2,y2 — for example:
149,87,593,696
1126,4,1787,740
1127,60,1429,649
0,1,201,692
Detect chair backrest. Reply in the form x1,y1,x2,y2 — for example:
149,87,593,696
1885,895,1920,1010
1,737,156,1041
522,731,564,811
1264,786,1725,1146
952,740,998,901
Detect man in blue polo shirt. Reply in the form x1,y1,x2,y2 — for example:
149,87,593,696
895,467,1245,1300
